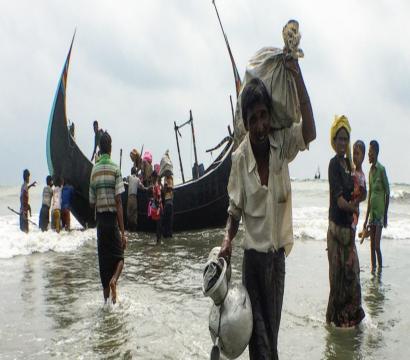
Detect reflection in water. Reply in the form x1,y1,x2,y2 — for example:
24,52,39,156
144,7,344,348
21,257,35,311
323,270,388,360
323,325,364,360
364,270,385,318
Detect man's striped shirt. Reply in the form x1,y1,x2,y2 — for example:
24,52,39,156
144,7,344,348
89,154,125,213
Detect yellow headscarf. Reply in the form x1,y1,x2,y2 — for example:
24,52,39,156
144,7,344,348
330,115,352,167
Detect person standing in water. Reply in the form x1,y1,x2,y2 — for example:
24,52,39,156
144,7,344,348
362,140,390,271
61,180,74,231
39,175,53,232
20,169,36,233
162,173,174,238
89,131,126,304
51,177,63,233
127,166,147,231
326,116,365,327
218,57,316,359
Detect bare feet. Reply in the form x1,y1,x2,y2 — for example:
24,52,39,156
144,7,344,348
109,278,117,304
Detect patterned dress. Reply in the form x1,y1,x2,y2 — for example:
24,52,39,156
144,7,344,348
326,155,365,327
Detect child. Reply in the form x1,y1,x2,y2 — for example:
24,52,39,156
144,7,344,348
352,140,367,233
39,175,53,231
51,177,63,233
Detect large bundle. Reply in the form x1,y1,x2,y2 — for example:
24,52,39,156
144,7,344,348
234,20,304,148
159,150,173,177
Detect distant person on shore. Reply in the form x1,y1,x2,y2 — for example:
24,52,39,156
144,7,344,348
326,115,365,327
162,173,174,238
361,140,390,271
20,169,37,233
39,175,53,232
61,180,74,231
89,131,126,304
352,140,367,233
218,59,316,358
127,166,148,231
51,177,63,233
91,120,104,163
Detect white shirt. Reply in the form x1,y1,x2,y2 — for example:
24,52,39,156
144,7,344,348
228,122,307,256
51,186,62,211
128,174,142,196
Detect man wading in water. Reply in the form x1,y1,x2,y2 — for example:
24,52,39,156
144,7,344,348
219,59,316,359
89,131,127,304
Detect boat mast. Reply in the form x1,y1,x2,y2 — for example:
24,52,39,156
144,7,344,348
174,110,200,182
190,110,199,180
174,121,185,183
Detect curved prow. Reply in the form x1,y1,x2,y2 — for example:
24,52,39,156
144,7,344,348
46,32,96,228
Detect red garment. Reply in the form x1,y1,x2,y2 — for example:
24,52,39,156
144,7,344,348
352,169,366,229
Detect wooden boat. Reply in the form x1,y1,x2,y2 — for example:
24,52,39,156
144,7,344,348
47,35,233,231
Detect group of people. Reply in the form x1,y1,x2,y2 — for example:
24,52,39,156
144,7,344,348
19,170,74,234
327,117,389,327
217,56,390,359
128,147,174,243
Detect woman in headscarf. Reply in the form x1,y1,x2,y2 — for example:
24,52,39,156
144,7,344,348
326,115,365,327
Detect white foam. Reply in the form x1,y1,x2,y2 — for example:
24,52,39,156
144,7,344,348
292,206,410,242
0,214,95,259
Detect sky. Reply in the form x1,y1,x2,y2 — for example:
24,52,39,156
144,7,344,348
0,0,409,186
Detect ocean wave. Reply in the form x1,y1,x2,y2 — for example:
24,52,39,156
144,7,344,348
390,190,410,201
292,207,410,242
0,214,95,259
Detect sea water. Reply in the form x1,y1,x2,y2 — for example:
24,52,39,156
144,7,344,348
0,180,409,359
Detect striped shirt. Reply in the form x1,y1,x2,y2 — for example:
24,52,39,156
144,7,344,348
89,154,125,213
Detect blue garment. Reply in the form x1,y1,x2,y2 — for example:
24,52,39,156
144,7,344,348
61,185,74,210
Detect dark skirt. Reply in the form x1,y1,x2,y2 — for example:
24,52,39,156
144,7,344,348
127,194,138,230
326,221,365,327
243,248,285,360
39,205,50,231
96,212,124,289
20,211,28,233
162,199,173,238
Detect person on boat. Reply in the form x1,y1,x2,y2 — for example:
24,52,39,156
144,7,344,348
361,140,390,272
141,151,154,186
162,173,174,238
218,58,316,359
89,131,126,304
91,120,104,162
326,115,365,328
130,149,142,173
61,180,74,231
127,166,148,231
39,175,53,232
20,169,36,233
51,176,63,233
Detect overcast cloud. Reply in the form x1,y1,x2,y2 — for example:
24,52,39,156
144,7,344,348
0,0,409,186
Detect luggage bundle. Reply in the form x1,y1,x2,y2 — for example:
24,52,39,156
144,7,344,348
234,20,304,148
159,150,173,178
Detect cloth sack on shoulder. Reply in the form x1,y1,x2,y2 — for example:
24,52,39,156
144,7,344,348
233,20,304,148
159,150,173,177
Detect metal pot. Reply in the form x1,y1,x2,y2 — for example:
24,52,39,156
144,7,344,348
208,285,253,359
203,257,228,306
